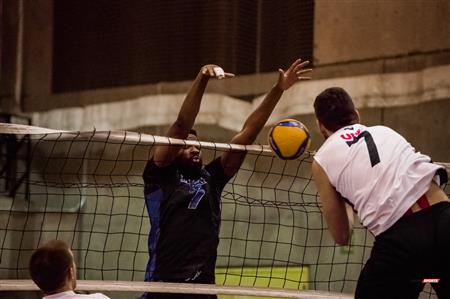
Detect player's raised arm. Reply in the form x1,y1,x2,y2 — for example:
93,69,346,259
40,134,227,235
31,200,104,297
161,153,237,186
220,58,312,177
153,65,234,167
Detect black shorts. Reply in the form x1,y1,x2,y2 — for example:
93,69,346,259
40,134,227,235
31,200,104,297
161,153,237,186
355,202,450,299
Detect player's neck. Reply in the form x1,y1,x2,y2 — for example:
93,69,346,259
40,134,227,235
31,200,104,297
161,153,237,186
179,164,202,179
44,283,73,296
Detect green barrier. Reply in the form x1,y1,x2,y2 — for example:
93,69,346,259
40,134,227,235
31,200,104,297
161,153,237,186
216,266,309,299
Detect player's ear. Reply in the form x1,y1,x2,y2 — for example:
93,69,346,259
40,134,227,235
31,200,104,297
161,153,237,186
316,119,328,139
316,119,325,131
68,263,75,281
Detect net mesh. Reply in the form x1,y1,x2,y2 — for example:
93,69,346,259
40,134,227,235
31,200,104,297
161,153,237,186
0,127,447,298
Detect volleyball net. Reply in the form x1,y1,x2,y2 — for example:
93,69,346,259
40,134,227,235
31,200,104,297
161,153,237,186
0,124,447,298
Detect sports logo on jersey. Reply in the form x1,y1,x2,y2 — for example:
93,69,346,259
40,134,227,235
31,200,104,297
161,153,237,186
340,127,361,142
180,176,207,209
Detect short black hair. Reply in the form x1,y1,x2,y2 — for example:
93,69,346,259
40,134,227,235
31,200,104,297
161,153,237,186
314,87,358,132
29,240,73,294
189,129,197,136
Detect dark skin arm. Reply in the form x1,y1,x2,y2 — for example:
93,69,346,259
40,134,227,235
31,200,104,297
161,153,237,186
220,58,312,177
153,65,234,167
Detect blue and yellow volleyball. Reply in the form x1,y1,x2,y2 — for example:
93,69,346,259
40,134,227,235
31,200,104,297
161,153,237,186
268,119,311,159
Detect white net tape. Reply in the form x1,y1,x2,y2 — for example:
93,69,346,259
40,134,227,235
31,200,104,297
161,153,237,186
0,280,353,298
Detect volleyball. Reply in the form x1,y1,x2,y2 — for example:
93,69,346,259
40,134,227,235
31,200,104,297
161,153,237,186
268,119,311,159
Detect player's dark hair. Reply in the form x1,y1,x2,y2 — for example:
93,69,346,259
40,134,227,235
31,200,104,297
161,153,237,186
189,129,198,136
314,87,359,132
29,240,73,294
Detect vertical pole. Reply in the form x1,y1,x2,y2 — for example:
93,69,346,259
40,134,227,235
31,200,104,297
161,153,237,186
255,0,262,74
14,0,24,112
0,0,24,114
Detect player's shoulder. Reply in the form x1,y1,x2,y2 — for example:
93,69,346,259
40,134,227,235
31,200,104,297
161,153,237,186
368,125,405,140
203,157,233,186
203,157,220,175
368,125,394,133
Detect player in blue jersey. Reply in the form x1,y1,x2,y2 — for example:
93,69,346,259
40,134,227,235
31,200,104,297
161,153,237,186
142,60,312,298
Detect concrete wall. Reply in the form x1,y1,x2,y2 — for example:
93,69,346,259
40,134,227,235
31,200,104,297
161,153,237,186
3,0,446,160
1,0,448,111
314,0,450,64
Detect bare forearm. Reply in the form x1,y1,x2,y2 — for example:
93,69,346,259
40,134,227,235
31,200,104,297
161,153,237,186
154,65,233,167
221,58,311,176
235,59,311,144
237,85,284,144
153,70,209,167
172,71,209,138
219,85,283,176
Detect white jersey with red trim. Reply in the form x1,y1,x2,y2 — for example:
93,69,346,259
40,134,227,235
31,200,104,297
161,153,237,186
314,124,443,236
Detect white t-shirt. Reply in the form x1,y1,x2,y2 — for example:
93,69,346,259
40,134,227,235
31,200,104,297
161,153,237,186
314,124,444,236
43,291,110,299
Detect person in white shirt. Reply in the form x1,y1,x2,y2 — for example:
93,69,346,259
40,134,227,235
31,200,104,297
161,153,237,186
311,87,449,299
29,240,110,299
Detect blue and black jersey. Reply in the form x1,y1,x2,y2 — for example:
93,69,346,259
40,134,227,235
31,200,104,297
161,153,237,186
142,157,231,284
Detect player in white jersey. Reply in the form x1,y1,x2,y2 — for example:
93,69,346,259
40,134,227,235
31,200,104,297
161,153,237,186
311,87,449,299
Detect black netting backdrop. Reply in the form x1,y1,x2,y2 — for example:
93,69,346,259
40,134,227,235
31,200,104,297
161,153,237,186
1,130,447,297
52,0,314,93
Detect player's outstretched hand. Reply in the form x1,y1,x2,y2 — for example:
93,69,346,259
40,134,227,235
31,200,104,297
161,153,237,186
276,59,312,91
201,64,235,80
